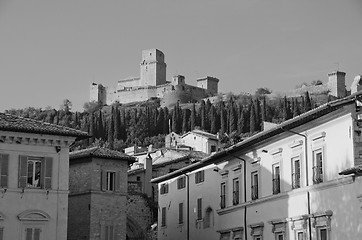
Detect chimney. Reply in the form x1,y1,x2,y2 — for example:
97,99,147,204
144,153,152,197
327,71,346,98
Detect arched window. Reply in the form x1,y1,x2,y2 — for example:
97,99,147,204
203,207,213,228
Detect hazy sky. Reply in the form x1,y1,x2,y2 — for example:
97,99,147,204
1,0,361,112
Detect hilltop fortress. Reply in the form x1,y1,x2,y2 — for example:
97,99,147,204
90,49,219,107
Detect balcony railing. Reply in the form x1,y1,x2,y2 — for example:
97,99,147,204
272,177,280,194
220,195,226,209
233,191,239,205
312,166,323,184
292,173,301,189
251,185,258,200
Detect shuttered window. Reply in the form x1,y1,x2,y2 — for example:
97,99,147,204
161,207,166,227
25,227,41,240
0,154,9,188
101,170,121,192
18,156,52,189
197,198,202,220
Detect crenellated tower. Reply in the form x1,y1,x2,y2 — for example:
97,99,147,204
140,49,167,86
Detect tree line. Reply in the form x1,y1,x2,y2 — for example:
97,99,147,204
5,91,329,151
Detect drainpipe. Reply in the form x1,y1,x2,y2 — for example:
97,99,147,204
226,154,247,240
183,173,190,240
280,127,312,240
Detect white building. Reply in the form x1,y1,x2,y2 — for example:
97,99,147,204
0,113,88,240
152,91,362,240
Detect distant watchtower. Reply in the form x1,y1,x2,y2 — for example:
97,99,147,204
197,76,219,95
327,71,346,98
140,49,167,86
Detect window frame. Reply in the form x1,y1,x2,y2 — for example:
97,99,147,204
178,202,184,224
272,163,281,194
232,178,240,205
106,171,116,192
197,198,202,220
160,183,169,195
177,176,186,190
220,182,226,209
195,170,205,184
161,207,167,227
291,156,301,189
312,148,324,184
251,171,259,200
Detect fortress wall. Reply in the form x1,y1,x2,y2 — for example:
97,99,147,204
115,88,158,104
161,90,193,108
117,77,140,89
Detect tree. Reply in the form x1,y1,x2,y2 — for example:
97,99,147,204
255,87,272,96
237,104,245,134
304,91,312,112
190,103,196,131
83,101,103,113
61,99,72,113
200,100,206,130
108,112,115,149
209,105,217,134
249,100,256,133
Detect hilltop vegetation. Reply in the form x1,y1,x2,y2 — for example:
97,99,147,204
5,90,334,151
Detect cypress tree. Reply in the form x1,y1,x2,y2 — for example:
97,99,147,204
172,107,178,133
261,97,266,126
113,106,121,140
293,98,300,117
97,110,105,140
108,115,114,149
190,103,196,131
200,100,206,130
220,102,226,136
89,112,95,145
182,109,190,133
237,106,245,134
229,102,236,133
254,98,261,131
209,105,217,134
304,91,312,112
249,100,256,133
163,107,170,134
156,107,165,135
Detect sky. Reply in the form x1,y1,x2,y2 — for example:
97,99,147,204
0,0,361,112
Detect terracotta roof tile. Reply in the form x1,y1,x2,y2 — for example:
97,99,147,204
0,113,89,139
70,147,135,162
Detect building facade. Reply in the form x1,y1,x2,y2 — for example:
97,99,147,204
152,91,362,240
0,113,88,240
90,49,220,107
67,147,135,240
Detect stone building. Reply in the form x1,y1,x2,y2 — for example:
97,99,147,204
90,49,219,107
0,113,88,240
67,147,135,240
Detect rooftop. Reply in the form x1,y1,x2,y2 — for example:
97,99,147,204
70,147,135,162
152,90,362,183
0,113,89,140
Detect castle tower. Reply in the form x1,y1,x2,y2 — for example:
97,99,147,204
140,49,167,86
197,76,219,95
351,75,362,94
89,83,107,105
327,71,346,98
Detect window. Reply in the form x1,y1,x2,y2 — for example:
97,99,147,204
19,156,53,189
25,227,41,240
160,183,169,195
178,203,184,224
254,235,262,240
177,176,186,189
317,228,328,240
233,178,240,205
220,182,226,209
275,232,284,240
272,164,280,194
136,176,141,181
197,198,202,220
161,207,166,227
251,171,259,200
195,170,205,184
0,154,9,188
104,225,114,240
313,149,323,184
292,157,301,189
106,171,115,191
211,145,216,153
296,231,304,240
0,227,3,240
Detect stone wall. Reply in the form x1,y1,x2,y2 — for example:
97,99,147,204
68,194,91,240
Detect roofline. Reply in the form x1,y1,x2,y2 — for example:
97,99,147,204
0,127,90,140
151,91,361,183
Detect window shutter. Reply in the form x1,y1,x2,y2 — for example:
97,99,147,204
0,227,3,240
25,228,33,240
44,157,53,189
19,156,28,188
115,171,121,192
0,154,9,188
101,169,107,191
34,228,41,240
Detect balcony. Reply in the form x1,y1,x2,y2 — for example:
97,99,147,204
272,177,280,194
313,166,323,184
220,195,226,209
251,185,258,200
233,191,239,205
292,173,301,189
